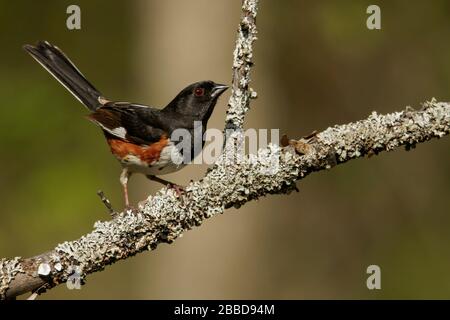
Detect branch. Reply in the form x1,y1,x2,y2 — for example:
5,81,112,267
1,0,450,300
2,99,449,299
225,0,258,131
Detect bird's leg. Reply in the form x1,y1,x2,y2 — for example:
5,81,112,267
147,175,184,196
120,167,132,209
147,175,176,186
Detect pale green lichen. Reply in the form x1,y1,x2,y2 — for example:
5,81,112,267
0,257,23,299
2,101,449,296
226,0,259,129
318,100,450,163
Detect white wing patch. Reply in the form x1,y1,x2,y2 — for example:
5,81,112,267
89,118,128,139
110,127,127,139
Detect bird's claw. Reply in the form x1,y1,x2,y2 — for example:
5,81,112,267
168,184,185,197
124,205,138,213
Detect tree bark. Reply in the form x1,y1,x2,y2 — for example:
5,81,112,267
1,0,450,299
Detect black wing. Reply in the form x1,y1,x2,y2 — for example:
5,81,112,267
88,102,168,145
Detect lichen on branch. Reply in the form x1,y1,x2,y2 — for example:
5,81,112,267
2,99,449,299
1,0,450,299
225,0,259,131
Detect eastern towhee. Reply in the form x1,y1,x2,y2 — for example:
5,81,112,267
24,41,228,208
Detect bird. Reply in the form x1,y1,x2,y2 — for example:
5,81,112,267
23,41,228,208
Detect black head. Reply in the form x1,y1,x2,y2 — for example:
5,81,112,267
164,80,228,121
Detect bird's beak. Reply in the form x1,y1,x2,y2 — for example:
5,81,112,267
211,84,229,98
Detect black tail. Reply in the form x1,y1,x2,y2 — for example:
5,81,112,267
23,41,103,111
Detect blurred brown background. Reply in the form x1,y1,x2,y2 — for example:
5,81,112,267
0,0,449,299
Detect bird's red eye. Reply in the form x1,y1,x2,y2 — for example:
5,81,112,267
194,87,205,96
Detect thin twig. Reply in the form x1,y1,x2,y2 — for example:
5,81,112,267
225,0,259,131
97,190,115,216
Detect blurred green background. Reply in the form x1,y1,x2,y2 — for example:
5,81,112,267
0,0,449,299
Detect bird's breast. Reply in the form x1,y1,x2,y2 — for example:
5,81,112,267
106,137,185,175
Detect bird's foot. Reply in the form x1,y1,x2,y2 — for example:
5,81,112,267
124,205,138,213
146,175,185,198
137,199,148,209
168,183,185,197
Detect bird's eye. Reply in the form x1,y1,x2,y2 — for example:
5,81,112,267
194,87,205,96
